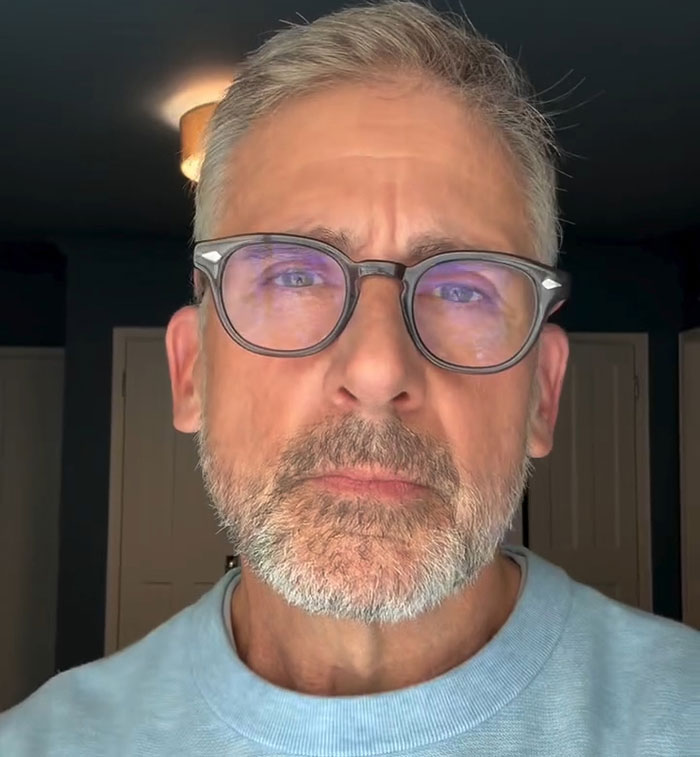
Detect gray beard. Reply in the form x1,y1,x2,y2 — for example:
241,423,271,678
196,412,532,625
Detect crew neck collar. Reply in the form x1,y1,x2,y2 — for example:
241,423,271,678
189,545,572,756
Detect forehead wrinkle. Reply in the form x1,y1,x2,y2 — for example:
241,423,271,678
286,224,492,266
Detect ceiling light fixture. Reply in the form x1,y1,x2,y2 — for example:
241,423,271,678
180,102,218,182
159,71,233,182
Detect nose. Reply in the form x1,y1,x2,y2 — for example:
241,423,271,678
325,276,426,415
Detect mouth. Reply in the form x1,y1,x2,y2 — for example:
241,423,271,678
307,468,429,498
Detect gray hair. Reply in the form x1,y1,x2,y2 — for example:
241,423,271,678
194,0,560,264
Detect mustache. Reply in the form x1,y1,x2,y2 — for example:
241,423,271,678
273,414,462,498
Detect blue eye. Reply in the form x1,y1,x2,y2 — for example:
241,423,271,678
434,284,486,304
272,270,320,288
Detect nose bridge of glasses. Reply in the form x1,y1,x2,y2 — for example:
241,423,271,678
355,260,406,284
349,260,408,330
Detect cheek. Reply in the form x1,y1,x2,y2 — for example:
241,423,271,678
205,363,278,464
201,326,273,460
202,322,317,466
437,366,533,468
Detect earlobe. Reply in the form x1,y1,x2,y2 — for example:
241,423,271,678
165,306,203,433
527,324,569,458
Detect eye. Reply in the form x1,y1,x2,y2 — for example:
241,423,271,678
434,284,486,303
271,269,321,288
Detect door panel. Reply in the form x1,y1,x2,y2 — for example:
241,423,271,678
529,335,645,608
116,333,230,650
0,350,63,711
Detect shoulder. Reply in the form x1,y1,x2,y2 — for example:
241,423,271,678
564,581,699,736
0,602,195,756
569,580,700,669
529,576,700,751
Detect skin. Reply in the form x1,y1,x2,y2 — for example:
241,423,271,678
166,77,569,696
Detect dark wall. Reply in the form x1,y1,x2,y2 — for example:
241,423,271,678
0,243,66,345
671,227,700,329
54,237,191,672
40,234,685,672
553,241,684,621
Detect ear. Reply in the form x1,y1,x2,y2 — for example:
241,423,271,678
527,323,569,458
165,306,203,433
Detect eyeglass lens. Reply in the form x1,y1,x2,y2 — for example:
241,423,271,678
221,241,537,368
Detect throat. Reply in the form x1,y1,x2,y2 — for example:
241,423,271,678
228,554,521,696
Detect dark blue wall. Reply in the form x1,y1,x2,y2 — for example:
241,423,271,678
554,241,685,621
0,242,65,345
54,237,191,671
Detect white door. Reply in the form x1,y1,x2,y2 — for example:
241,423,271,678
105,330,232,654
680,329,700,630
528,333,652,611
0,349,64,712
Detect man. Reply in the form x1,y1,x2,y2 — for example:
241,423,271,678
1,1,698,754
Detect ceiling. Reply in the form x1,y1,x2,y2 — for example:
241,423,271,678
1,0,698,244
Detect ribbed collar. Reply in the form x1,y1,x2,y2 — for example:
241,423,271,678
189,545,572,756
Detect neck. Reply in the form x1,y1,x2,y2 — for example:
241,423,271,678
229,550,522,696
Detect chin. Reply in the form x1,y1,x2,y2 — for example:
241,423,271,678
247,523,481,625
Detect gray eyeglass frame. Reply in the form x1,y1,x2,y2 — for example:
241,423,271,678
193,232,570,375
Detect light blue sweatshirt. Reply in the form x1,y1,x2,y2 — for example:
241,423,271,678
1,545,698,756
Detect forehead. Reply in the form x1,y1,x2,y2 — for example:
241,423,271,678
214,79,532,257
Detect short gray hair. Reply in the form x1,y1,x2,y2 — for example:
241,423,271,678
195,0,560,264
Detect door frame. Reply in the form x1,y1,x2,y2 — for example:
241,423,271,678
105,328,167,655
680,329,700,629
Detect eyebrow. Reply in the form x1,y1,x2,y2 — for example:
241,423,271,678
294,226,484,266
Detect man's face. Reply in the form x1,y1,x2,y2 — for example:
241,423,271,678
167,78,568,623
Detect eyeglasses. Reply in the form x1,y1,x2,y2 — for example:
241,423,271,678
193,233,570,375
